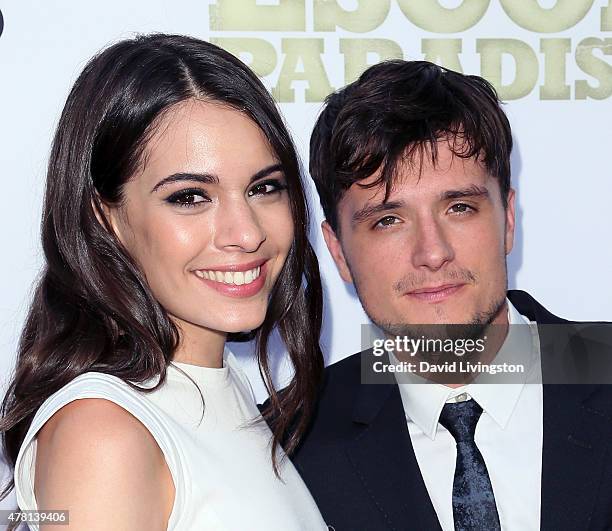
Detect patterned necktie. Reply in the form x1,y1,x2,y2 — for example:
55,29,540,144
438,399,501,531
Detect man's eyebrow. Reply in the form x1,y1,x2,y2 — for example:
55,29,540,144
440,185,490,201
150,163,283,194
351,185,490,224
352,200,405,225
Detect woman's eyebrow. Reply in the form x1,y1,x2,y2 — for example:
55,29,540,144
151,164,284,193
151,172,219,193
249,163,284,184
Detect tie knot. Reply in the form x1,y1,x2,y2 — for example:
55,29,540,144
438,398,483,443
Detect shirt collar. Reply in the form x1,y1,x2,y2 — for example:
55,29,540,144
393,298,537,440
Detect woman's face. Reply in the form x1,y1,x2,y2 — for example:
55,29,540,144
106,100,294,338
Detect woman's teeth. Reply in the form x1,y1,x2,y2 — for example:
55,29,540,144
194,266,261,285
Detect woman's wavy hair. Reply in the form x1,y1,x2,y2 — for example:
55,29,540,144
0,33,323,498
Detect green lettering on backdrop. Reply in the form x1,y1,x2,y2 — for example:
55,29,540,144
210,0,305,31
314,0,391,32
477,39,538,100
422,39,463,72
575,38,612,99
210,38,277,78
499,0,594,33
396,0,490,33
540,39,571,99
273,39,334,102
602,0,612,30
340,39,403,84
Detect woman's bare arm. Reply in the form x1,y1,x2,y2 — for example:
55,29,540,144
34,398,174,530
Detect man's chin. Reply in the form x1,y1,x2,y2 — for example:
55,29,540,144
372,296,507,341
377,322,488,343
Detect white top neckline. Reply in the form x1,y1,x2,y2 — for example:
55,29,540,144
169,349,232,386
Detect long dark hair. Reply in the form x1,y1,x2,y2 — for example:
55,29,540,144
0,33,323,498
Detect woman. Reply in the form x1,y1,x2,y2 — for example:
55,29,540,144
0,34,327,530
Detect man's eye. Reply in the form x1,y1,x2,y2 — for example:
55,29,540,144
375,215,400,228
247,179,287,197
449,203,475,215
166,189,209,208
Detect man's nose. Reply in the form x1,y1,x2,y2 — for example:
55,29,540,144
410,216,454,271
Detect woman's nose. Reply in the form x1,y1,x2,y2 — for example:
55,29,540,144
213,200,266,252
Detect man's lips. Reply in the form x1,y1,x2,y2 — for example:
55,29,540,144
405,283,466,302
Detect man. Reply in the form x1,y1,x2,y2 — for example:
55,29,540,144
293,61,612,530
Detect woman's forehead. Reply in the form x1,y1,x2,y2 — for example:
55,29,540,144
132,101,278,188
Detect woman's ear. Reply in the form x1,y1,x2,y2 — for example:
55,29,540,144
91,192,125,246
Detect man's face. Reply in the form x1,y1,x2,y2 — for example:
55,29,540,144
322,140,515,334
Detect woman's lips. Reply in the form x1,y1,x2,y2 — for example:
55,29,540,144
405,283,466,303
193,261,268,298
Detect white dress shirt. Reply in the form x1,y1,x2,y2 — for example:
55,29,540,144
392,300,543,531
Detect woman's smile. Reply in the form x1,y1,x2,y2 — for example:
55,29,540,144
192,259,267,298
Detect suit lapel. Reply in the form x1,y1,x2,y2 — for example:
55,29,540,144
541,383,612,531
346,382,442,531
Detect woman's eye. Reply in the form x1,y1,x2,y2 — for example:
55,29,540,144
375,215,400,228
166,189,209,208
248,179,287,197
449,203,476,215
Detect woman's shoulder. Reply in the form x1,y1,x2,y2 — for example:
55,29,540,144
33,397,174,530
35,370,174,423
58,370,157,395
14,371,186,530
36,394,161,453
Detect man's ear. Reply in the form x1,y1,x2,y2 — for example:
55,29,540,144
321,220,353,284
504,188,516,255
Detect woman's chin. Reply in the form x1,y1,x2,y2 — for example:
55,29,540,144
215,316,266,335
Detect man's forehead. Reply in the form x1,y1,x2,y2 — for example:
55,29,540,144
340,160,494,208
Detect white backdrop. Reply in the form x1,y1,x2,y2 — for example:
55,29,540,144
1,0,611,511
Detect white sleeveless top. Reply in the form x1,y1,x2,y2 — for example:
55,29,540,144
14,351,328,530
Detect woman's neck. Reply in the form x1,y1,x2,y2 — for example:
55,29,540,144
171,318,227,368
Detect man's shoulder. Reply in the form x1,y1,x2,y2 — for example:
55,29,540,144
508,289,610,326
316,350,366,411
508,289,571,324
323,349,363,381
319,347,390,395
510,290,612,386
294,350,380,443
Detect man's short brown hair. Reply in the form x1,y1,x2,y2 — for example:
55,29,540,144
309,60,513,232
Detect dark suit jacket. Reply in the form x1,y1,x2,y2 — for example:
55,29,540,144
292,290,612,531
